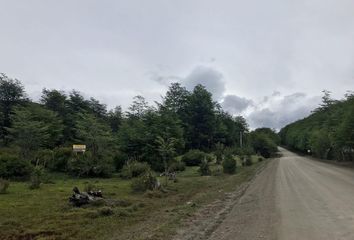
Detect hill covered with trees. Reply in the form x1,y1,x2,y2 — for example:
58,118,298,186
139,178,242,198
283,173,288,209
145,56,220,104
279,91,354,161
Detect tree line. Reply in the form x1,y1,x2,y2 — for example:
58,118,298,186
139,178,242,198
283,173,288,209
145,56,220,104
0,73,278,179
279,91,354,161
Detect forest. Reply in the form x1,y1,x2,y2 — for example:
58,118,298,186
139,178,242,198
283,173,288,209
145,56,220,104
279,91,354,161
0,73,278,182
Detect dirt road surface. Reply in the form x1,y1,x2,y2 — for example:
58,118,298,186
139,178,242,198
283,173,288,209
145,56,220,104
184,147,354,240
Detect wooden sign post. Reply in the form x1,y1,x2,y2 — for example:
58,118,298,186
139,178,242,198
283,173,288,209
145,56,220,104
73,144,86,154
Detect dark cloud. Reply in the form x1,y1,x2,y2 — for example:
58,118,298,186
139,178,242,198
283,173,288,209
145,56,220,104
221,95,253,114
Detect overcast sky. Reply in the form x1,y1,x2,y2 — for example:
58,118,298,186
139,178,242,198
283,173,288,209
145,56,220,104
1,0,354,129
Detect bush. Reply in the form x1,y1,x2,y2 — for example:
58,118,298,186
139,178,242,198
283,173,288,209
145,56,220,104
29,166,44,189
0,179,9,194
199,159,211,176
258,156,264,162
234,146,254,156
182,150,212,166
113,151,128,171
0,153,32,179
131,170,158,192
212,165,223,176
222,152,236,174
169,161,186,172
67,151,114,177
48,147,72,171
250,133,277,158
120,161,151,179
34,149,53,167
244,156,253,166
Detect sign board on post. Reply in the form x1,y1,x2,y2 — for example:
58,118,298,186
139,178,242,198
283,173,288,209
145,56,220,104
73,144,86,153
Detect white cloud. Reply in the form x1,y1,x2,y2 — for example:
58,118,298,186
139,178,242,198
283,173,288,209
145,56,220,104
221,95,253,114
247,92,322,130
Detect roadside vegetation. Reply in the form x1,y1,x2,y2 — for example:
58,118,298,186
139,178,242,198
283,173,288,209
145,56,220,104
279,90,354,161
0,73,278,239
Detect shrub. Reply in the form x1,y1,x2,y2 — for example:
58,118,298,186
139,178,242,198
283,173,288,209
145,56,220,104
48,147,72,171
258,156,264,162
67,152,93,177
0,153,32,179
234,146,254,156
250,133,277,158
244,156,253,166
214,142,225,164
34,149,53,167
222,152,236,174
212,165,223,176
120,161,151,179
113,151,128,171
131,170,158,192
169,161,186,172
182,150,211,166
199,159,211,176
29,166,44,189
67,151,114,178
0,179,9,194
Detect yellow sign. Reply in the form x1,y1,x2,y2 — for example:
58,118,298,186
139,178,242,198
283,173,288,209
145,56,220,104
73,144,86,152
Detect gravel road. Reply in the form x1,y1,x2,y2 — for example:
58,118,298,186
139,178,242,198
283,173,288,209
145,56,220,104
208,147,354,240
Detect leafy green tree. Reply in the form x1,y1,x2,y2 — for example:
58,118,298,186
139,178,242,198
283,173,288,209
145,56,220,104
185,84,216,150
0,74,25,143
309,130,331,159
249,130,277,158
334,104,354,160
127,95,151,118
108,106,123,133
7,106,51,161
87,97,107,119
41,89,67,116
30,104,64,148
163,82,190,116
76,112,112,160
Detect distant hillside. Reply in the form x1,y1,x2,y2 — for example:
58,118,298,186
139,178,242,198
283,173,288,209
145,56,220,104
279,91,354,161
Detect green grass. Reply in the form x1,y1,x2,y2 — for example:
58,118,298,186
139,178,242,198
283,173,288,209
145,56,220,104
0,158,265,240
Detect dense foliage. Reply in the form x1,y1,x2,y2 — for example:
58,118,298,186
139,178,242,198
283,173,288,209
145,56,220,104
279,91,354,161
0,73,276,179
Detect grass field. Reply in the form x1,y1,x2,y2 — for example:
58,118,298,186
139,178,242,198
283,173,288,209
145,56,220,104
0,157,265,240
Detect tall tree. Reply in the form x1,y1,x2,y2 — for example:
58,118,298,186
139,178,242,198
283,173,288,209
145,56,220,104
0,73,25,143
76,112,113,161
107,106,123,133
163,83,190,114
185,84,216,150
7,106,51,161
41,89,67,116
127,95,151,118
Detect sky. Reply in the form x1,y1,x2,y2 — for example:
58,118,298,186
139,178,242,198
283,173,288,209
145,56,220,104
1,0,354,129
